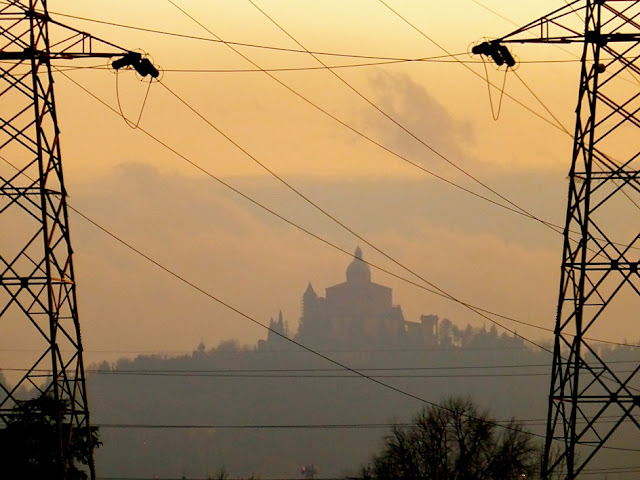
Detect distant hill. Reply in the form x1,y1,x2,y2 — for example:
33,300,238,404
6,245,640,478
89,326,556,479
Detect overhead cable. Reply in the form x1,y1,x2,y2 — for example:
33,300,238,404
54,69,640,353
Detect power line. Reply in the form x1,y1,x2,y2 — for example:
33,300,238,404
89,421,640,456
153,48,639,353
161,1,638,261
64,204,456,420
512,69,571,133
126,2,640,255
0,145,442,416
471,0,640,215
472,0,582,45
237,0,640,336
97,423,413,430
54,71,549,340
47,5,583,69
472,0,521,26
3,2,636,465
39,5,436,62
376,0,640,253
52,70,640,353
56,57,436,73
9,366,640,379
161,1,560,354
96,478,346,480
158,5,543,222
96,472,640,480
2,362,552,372
4,368,557,379
2,94,537,444
581,467,640,476
42,56,585,75
156,84,551,355
52,1,634,262
96,475,640,480
93,418,639,430
5,98,637,448
1,70,629,430
107,477,636,480
0,87,550,445
153,59,586,70
89,410,638,432
164,0,565,234
0,371,558,378
243,0,564,235
157,76,552,226
56,32,640,438
376,0,572,133
0,344,538,354
11,362,563,372
3,70,628,408
7,355,640,376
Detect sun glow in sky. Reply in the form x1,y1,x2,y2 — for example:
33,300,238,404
3,1,637,373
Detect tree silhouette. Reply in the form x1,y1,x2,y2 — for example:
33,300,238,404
0,392,100,480
357,397,539,479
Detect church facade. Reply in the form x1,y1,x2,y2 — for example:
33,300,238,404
294,247,439,348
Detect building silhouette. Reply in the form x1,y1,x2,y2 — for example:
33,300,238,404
261,248,438,349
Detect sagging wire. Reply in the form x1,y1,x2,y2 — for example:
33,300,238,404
481,55,509,121
115,70,154,129
111,51,161,129
471,40,515,121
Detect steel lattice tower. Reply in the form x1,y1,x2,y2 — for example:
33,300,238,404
0,2,156,478
474,1,640,478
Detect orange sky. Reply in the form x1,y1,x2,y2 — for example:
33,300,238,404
53,0,578,179
3,1,638,373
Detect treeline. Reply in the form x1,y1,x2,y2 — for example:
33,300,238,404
5,323,638,479
88,324,553,479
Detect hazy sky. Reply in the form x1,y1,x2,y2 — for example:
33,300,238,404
3,1,637,371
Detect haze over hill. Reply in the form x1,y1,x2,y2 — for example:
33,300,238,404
3,3,640,478
83,251,640,479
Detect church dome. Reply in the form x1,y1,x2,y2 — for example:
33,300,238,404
346,247,371,284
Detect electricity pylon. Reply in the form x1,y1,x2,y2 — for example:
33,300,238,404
474,1,640,478
0,2,156,478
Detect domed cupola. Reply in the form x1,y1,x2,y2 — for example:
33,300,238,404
346,247,371,284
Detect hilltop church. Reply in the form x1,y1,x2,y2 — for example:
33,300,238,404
261,248,439,349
